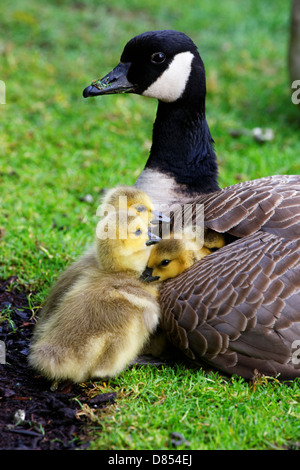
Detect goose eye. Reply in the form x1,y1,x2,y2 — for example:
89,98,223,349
136,205,146,212
135,229,142,236
160,259,170,266
151,52,166,64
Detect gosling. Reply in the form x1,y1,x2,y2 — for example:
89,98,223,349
38,185,160,320
142,227,214,282
203,228,226,250
29,210,160,384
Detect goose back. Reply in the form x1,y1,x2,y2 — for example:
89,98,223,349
159,231,300,379
169,175,300,240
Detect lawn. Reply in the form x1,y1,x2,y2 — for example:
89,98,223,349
1,0,300,451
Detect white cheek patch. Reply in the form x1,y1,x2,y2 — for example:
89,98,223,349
142,51,194,103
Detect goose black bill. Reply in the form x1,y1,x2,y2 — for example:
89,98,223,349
140,267,160,283
83,63,136,97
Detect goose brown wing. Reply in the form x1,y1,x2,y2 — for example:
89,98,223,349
159,231,300,379
188,175,300,240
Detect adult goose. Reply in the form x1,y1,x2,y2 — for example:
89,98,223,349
83,30,300,380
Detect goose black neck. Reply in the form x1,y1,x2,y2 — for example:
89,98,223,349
145,99,220,195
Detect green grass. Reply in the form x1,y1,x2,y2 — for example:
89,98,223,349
1,0,300,450
81,365,300,450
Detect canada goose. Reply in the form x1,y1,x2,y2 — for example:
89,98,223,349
82,30,300,379
29,210,160,383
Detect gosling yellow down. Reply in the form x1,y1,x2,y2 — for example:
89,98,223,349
29,206,160,383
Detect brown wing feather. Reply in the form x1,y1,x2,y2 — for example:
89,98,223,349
175,175,300,239
159,231,300,379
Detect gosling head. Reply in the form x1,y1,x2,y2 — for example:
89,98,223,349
96,210,159,275
141,234,211,283
98,185,168,225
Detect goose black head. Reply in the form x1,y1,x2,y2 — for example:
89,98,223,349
83,30,206,104
83,30,219,196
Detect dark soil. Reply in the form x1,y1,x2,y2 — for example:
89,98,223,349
0,276,116,450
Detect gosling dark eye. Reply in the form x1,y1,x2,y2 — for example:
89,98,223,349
136,205,146,212
160,259,171,266
135,229,142,236
151,52,166,64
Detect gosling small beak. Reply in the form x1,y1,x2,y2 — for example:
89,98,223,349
151,210,171,224
146,231,161,246
83,62,136,98
140,267,160,283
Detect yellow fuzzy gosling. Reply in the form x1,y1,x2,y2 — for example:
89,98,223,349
203,228,226,250
38,186,160,321
29,211,160,384
143,228,211,283
95,210,158,276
